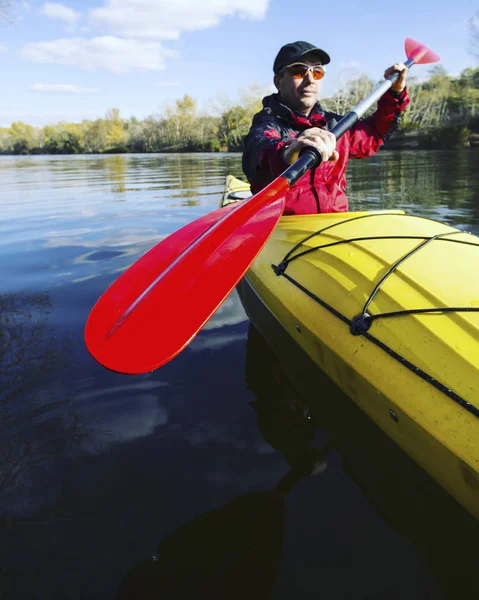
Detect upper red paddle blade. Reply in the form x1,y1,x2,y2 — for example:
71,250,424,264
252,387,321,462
84,178,288,374
405,37,440,64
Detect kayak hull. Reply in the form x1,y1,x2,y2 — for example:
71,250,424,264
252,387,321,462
226,179,479,518
239,272,479,518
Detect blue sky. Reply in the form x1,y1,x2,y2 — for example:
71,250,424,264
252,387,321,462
1,0,478,127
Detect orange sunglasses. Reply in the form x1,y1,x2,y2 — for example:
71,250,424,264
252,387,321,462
281,63,326,80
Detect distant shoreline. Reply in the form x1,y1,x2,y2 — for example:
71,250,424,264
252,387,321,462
0,134,479,156
2,67,478,156
1,130,478,156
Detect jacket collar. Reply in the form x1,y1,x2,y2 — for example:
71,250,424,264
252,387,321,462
262,93,327,129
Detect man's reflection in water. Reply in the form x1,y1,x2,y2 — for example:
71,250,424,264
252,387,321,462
117,321,479,600
116,326,333,600
246,323,334,475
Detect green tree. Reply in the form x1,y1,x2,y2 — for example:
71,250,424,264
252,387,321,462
83,119,109,153
0,127,14,153
44,125,82,154
125,117,148,152
218,106,251,150
105,108,127,151
401,67,451,130
194,116,221,151
172,94,197,148
8,121,42,154
216,84,265,150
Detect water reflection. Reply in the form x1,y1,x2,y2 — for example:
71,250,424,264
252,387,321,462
0,154,241,208
117,451,331,600
0,291,87,517
0,286,245,521
239,304,479,599
104,155,127,195
348,149,479,232
1,291,56,405
116,325,333,600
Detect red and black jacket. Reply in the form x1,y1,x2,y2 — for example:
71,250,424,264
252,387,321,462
242,90,410,215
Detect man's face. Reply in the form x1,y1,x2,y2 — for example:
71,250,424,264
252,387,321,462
275,57,323,115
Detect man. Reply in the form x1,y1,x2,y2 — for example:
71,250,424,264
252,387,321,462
242,41,410,215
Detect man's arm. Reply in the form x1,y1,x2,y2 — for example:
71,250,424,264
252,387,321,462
242,115,294,191
347,88,410,158
348,63,410,159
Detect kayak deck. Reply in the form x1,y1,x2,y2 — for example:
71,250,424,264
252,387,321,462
267,212,479,413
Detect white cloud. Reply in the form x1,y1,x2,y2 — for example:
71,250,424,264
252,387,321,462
22,36,176,73
23,0,269,74
41,2,80,26
202,290,247,330
30,83,98,93
78,394,169,450
89,0,269,40
0,44,7,53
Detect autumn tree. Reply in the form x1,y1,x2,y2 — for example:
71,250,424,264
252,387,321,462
218,106,251,150
217,84,266,150
83,119,109,153
161,95,198,148
8,121,43,154
176,95,196,139
104,108,127,151
43,122,83,154
125,117,148,152
322,75,374,115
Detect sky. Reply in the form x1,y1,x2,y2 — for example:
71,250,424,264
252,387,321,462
0,0,478,127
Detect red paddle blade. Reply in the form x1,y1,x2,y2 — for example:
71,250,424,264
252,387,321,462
85,178,289,374
405,37,440,64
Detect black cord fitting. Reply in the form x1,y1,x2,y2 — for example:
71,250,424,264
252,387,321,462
350,313,372,336
272,261,289,276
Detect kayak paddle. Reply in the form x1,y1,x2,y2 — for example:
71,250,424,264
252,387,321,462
85,37,440,374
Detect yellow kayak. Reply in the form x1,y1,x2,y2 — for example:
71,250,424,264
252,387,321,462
224,175,479,519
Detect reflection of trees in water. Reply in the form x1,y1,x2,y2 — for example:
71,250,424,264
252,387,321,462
83,152,245,207
71,155,127,194
348,150,479,223
104,155,127,194
0,292,90,512
126,154,244,204
78,151,478,222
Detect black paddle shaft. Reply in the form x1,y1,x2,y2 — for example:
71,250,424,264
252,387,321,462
283,57,415,186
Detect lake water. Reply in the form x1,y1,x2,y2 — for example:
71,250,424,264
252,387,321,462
1,151,478,599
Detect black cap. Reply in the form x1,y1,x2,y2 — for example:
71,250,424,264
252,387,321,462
273,41,330,74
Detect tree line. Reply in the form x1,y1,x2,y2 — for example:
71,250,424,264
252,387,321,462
1,67,478,155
